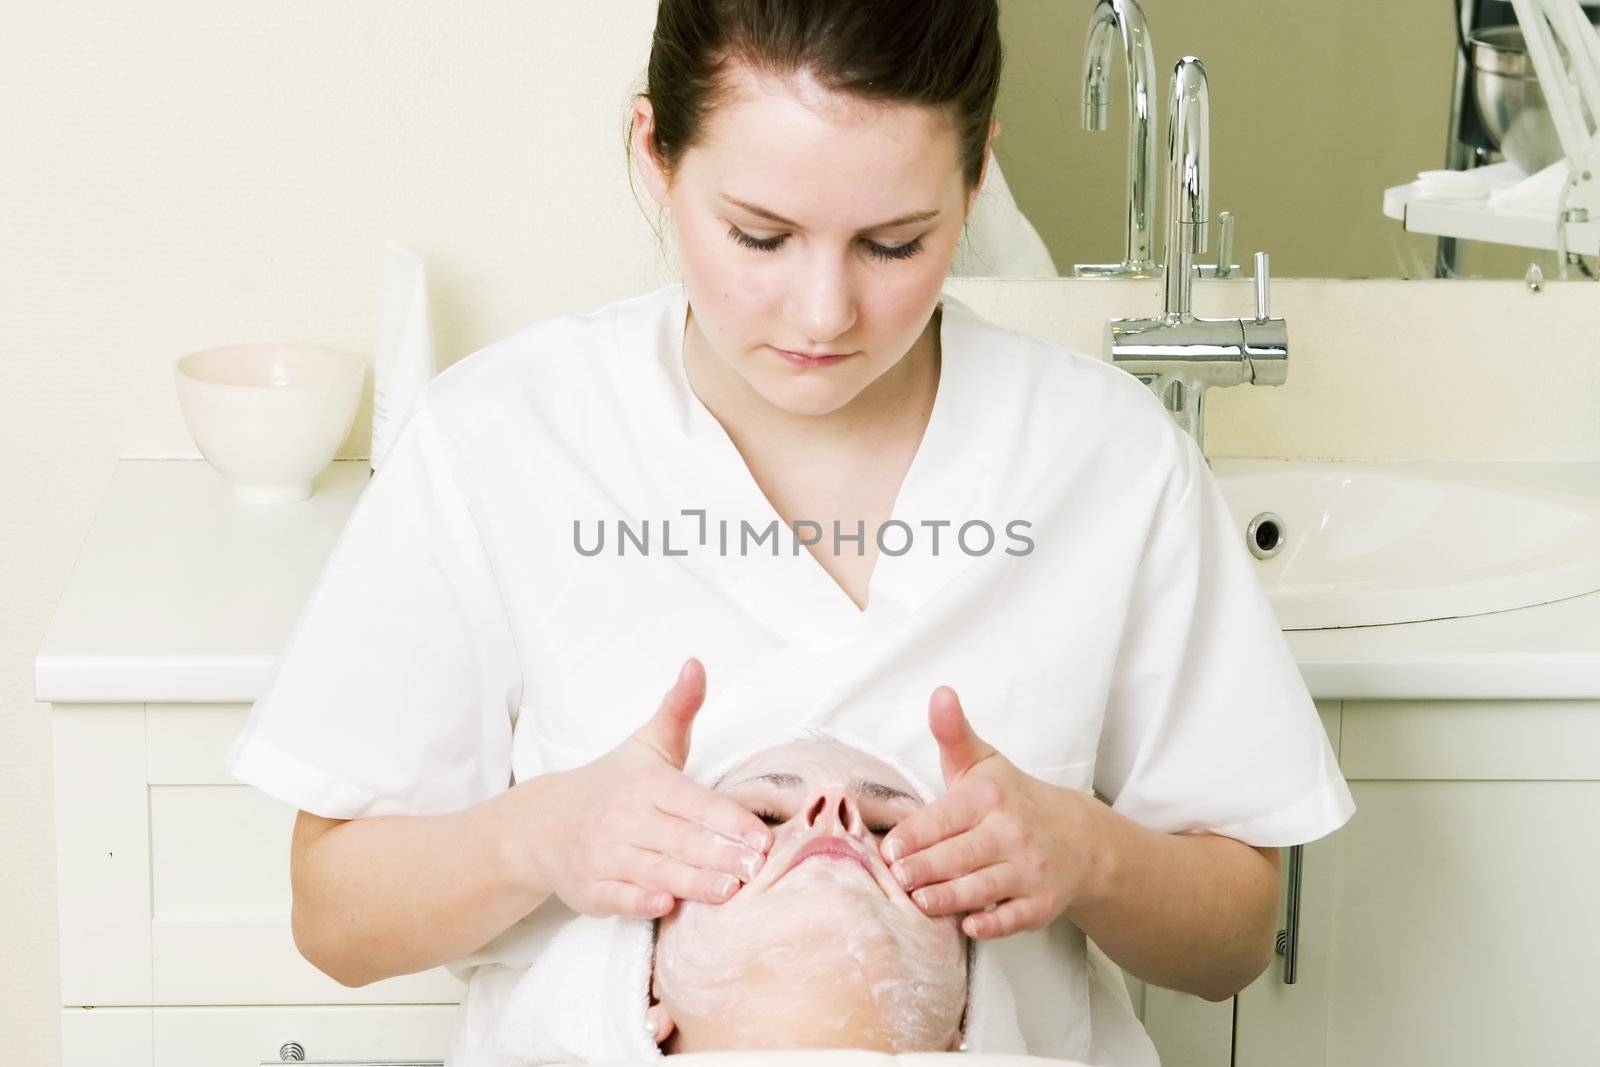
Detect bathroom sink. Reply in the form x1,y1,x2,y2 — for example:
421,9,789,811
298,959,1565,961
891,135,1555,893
1210,460,1600,630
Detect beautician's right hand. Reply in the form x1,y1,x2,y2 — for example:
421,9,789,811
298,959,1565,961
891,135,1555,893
529,657,773,920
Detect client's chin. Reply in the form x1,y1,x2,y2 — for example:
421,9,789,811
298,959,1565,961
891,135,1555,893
651,857,968,1054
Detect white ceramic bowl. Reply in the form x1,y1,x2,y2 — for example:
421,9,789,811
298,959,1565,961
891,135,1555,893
174,344,365,504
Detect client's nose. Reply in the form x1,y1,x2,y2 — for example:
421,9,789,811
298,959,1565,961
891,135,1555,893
804,787,862,835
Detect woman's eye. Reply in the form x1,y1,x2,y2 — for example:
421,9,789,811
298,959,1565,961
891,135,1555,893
863,238,923,263
726,224,785,253
724,223,923,263
752,806,892,834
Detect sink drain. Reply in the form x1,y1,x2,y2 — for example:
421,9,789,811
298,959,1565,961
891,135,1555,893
1247,512,1285,560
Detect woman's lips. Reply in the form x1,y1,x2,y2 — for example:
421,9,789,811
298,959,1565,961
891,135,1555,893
781,835,874,879
770,345,856,368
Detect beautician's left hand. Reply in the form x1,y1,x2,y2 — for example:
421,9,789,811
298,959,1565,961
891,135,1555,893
878,686,1106,940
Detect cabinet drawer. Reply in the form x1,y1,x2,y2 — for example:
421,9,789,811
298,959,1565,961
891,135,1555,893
55,704,463,1007
1340,700,1600,780
61,1005,456,1067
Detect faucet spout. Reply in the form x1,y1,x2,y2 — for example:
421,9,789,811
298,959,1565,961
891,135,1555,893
1163,57,1210,322
1102,54,1288,453
1078,0,1158,275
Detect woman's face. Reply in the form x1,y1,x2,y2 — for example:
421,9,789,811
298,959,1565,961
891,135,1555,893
652,739,967,1053
632,62,988,418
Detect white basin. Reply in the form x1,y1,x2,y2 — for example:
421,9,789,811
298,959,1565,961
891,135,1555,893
1210,460,1600,630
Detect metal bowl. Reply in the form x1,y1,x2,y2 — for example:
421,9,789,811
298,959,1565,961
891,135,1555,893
1472,25,1561,173
1470,21,1599,174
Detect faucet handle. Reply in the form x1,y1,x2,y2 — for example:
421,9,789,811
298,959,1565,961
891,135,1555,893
1215,211,1235,278
1254,251,1271,321
1194,210,1240,278
1242,250,1288,387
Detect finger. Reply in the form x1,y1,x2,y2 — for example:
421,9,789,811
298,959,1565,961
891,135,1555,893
962,897,1044,940
929,686,998,786
907,861,1013,918
640,807,766,884
889,825,1001,894
655,770,773,854
591,879,676,920
632,658,707,769
880,776,999,865
623,844,744,906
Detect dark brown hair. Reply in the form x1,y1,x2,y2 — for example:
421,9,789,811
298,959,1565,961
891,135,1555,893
626,0,1003,196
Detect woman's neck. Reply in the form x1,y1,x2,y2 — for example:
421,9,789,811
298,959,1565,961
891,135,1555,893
681,304,942,456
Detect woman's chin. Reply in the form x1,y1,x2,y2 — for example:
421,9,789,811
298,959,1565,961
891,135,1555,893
745,368,868,417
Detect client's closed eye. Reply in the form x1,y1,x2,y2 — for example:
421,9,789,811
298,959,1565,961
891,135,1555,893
752,806,896,835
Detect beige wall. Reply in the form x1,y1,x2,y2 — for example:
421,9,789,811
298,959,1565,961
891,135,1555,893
993,0,1550,280
2,4,1595,1064
3,5,676,1060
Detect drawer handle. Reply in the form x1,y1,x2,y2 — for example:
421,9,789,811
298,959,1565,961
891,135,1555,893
1272,843,1304,985
267,1046,440,1067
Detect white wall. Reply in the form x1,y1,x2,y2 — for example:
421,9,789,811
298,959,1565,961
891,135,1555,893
4,4,1598,1064
3,4,677,1060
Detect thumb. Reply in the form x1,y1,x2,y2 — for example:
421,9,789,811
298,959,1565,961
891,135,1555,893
929,685,996,786
632,657,706,770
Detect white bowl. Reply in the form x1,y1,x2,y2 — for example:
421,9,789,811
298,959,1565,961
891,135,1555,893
174,344,365,504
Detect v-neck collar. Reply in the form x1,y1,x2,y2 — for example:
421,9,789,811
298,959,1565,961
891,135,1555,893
634,283,996,653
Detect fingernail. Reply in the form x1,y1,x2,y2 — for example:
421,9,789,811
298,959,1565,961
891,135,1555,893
892,862,910,889
913,889,931,910
715,874,737,898
743,830,769,852
883,839,904,864
739,850,762,881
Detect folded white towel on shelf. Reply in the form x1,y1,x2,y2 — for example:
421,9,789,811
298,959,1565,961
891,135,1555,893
1488,159,1573,213
484,726,1031,1066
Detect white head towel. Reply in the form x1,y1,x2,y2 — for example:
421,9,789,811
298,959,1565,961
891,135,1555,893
488,723,1030,1065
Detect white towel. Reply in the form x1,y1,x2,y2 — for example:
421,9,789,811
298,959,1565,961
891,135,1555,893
1487,159,1574,213
488,726,1030,1065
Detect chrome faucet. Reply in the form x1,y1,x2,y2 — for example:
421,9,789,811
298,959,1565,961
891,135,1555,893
1104,57,1288,452
1075,0,1160,278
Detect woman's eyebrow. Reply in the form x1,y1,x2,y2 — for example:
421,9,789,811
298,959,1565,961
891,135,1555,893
719,194,941,232
727,771,921,804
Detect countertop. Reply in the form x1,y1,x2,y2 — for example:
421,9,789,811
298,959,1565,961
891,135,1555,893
33,458,1600,705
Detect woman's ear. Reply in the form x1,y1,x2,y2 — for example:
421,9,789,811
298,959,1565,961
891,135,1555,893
967,120,1000,214
646,1000,677,1048
631,95,672,209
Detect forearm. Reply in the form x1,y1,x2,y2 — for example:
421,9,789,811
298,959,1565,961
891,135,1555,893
1063,795,1280,1002
290,773,558,987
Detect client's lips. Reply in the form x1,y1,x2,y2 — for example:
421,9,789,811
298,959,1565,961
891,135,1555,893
781,835,874,879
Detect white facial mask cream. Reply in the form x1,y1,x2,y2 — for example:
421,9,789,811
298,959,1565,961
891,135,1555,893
653,737,970,1053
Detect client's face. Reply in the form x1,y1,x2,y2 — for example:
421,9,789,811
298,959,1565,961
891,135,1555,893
651,739,967,1053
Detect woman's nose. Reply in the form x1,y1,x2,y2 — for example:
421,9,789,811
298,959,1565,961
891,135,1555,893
804,788,862,835
792,257,857,344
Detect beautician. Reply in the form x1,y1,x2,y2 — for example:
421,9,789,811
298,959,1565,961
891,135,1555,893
227,1,1355,1064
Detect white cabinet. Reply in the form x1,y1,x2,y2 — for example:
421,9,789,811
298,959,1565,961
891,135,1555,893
51,702,461,1067
40,460,1600,1064
1128,700,1342,1067
1236,700,1600,1066
61,1005,458,1067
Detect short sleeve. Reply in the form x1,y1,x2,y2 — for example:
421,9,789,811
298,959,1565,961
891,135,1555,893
226,394,524,819
1093,427,1355,847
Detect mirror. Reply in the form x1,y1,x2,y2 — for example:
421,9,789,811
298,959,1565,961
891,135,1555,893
958,0,1600,280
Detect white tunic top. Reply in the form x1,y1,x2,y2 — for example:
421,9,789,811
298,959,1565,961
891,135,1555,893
227,281,1355,1066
